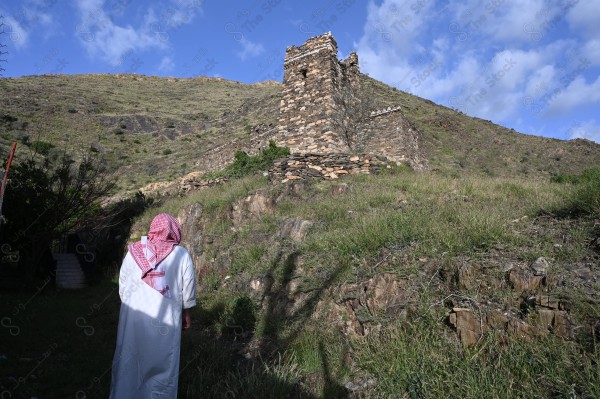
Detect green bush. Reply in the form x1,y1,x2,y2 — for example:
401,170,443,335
30,140,55,155
551,168,600,184
571,178,600,217
220,140,289,179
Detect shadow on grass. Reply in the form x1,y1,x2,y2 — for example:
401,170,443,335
1,245,348,398
0,280,121,398
256,248,349,398
178,243,350,398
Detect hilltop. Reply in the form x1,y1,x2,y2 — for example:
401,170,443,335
1,72,598,194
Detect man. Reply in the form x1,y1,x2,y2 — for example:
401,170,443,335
109,213,196,398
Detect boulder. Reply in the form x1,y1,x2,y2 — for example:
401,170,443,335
277,218,313,242
531,257,549,276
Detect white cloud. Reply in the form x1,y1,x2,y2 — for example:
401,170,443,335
1,14,29,49
547,75,600,114
162,0,204,29
237,37,265,61
524,64,556,97
583,39,600,66
158,56,175,72
74,0,203,66
446,0,563,44
567,119,600,143
354,0,600,129
357,0,435,59
567,0,600,38
74,0,167,66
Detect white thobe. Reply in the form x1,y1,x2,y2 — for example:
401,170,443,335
109,246,196,399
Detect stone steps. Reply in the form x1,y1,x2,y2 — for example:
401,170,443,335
54,253,87,289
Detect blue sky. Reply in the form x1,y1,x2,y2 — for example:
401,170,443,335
1,0,599,143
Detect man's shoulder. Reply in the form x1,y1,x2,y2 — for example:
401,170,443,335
173,245,192,257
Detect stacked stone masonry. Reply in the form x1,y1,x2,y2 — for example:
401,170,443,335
269,153,390,184
277,32,361,155
180,33,426,195
365,108,425,170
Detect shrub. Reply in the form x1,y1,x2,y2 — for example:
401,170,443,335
30,140,55,156
570,178,600,217
219,140,289,179
551,168,600,184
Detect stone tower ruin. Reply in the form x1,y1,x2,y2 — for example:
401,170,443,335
277,32,360,154
270,32,426,178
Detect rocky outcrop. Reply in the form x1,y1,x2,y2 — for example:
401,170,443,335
316,273,420,337
178,172,228,195
230,190,276,226
172,183,592,350
447,299,572,347
277,218,314,242
443,255,576,347
178,203,205,280
139,180,179,197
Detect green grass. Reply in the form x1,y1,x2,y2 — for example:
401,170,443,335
0,281,120,398
0,75,281,192
3,167,599,398
352,309,600,399
117,168,599,397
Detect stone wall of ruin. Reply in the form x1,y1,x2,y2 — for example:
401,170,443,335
365,107,427,170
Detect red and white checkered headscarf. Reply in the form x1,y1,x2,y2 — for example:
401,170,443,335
129,213,182,297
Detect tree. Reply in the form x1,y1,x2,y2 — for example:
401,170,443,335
1,148,116,280
0,15,8,76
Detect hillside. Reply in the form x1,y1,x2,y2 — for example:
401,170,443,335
126,169,598,398
1,71,599,397
2,167,597,398
0,74,281,191
1,73,599,194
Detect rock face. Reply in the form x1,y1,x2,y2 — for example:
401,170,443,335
178,203,204,278
179,173,228,195
277,218,313,242
443,256,575,347
317,273,419,337
447,300,572,347
230,190,275,226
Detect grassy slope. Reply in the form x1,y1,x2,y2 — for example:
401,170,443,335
1,73,599,194
123,169,598,398
1,169,598,397
0,75,281,191
2,73,600,397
